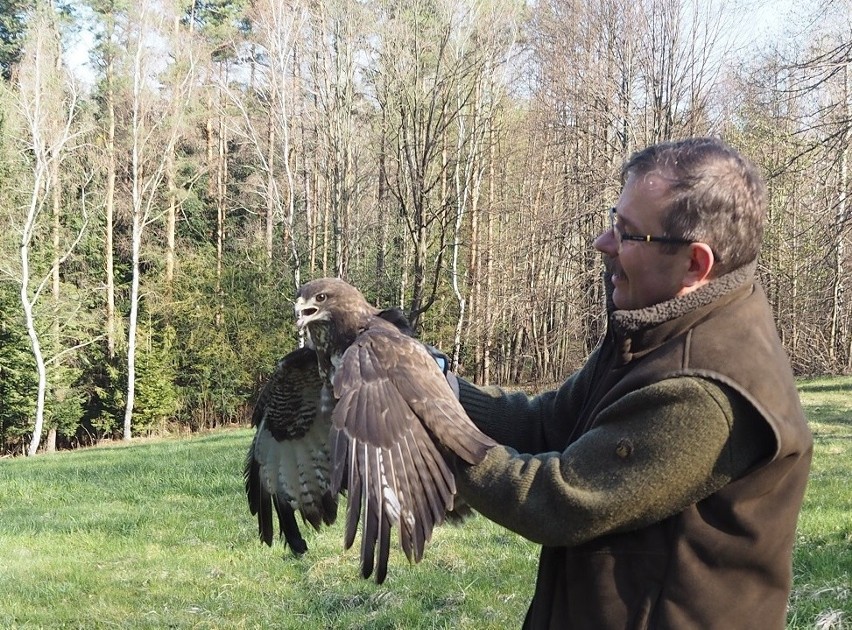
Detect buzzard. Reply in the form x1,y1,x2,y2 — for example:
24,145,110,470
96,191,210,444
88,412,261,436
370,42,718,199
244,278,496,583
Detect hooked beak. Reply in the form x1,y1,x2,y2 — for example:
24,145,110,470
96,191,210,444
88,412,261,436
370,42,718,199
296,308,317,329
294,297,321,329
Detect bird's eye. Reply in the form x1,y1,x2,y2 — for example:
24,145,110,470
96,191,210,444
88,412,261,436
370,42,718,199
316,293,327,302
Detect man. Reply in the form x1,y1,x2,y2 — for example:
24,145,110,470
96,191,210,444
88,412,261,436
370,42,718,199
448,137,812,629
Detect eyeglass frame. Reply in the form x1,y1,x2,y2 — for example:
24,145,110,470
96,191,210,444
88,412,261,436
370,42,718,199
608,207,694,251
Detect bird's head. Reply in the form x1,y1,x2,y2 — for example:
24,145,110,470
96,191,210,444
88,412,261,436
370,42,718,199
294,278,372,334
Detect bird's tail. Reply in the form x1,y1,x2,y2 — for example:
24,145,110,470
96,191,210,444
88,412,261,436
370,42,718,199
244,444,308,554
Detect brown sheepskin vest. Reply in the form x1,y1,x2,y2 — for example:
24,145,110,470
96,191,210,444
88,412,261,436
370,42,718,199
524,281,813,629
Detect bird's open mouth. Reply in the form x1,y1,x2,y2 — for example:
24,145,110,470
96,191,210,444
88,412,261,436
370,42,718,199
296,306,321,329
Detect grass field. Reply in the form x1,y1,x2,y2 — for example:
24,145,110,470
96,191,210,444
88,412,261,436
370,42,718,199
0,376,850,629
788,377,852,629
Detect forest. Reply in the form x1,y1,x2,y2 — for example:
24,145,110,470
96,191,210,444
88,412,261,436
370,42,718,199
0,0,850,455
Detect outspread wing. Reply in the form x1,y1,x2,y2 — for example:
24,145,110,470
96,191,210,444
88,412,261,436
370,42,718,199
329,319,496,583
245,346,338,553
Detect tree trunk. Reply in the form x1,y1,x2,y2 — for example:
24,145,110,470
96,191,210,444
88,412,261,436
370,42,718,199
266,110,276,262
165,148,177,292
830,62,850,367
45,428,57,453
123,13,146,441
215,110,226,328
123,208,142,441
22,197,49,456
483,123,496,384
105,54,117,359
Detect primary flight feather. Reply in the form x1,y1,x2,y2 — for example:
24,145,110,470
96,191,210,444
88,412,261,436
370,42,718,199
245,278,496,583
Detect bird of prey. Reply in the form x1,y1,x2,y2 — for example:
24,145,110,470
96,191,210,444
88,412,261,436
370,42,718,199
244,278,496,583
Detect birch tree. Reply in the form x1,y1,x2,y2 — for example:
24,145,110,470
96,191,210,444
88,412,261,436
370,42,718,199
793,40,852,371
310,0,369,281
13,3,86,455
229,0,307,291
121,0,197,440
372,0,487,328
446,0,520,371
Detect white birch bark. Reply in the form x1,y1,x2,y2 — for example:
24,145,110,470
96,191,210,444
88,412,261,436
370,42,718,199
122,0,196,440
16,6,85,455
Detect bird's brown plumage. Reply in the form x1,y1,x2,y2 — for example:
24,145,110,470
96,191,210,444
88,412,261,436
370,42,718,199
245,278,495,583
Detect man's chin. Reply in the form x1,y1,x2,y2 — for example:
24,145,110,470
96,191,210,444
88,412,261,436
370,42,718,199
611,287,630,311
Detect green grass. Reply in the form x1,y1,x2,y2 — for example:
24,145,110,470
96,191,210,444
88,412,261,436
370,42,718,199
0,431,536,629
788,377,852,629
1,376,850,629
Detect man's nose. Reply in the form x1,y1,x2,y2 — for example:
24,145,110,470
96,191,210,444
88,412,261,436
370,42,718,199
594,229,619,256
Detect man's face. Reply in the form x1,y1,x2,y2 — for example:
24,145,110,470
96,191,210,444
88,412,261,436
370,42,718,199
594,171,695,311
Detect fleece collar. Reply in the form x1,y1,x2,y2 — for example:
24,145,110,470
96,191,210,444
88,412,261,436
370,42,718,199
607,261,757,363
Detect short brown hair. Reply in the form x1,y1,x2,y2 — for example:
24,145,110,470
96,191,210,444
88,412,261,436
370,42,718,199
622,137,766,276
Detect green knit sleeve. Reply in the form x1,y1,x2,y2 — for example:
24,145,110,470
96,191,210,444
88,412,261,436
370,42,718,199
456,379,557,453
455,348,601,453
455,376,772,547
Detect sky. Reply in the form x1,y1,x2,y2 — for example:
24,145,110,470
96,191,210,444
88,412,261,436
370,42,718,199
59,0,808,90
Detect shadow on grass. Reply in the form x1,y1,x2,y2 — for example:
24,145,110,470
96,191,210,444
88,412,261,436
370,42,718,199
797,377,852,434
802,411,851,431
797,378,852,394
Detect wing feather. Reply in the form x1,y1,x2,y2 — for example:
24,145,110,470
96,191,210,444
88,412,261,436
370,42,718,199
397,429,431,561
343,432,362,550
383,335,496,464
330,320,496,582
330,423,349,495
360,443,379,580
376,448,395,584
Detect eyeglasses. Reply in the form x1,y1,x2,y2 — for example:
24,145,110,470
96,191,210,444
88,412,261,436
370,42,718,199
608,207,693,253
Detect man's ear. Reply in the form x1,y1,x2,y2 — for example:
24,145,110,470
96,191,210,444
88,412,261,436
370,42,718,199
684,242,715,287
